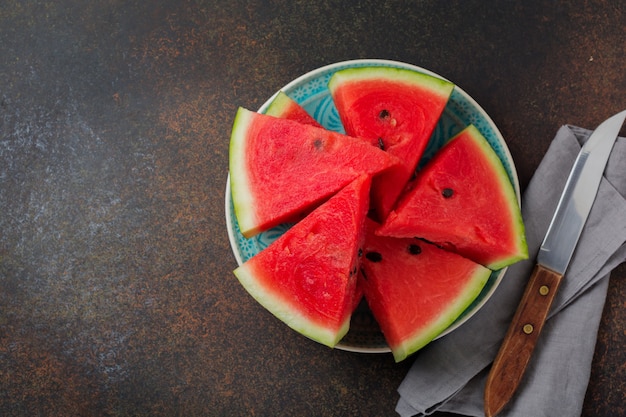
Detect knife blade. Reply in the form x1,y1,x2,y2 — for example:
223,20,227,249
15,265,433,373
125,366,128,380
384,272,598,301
483,110,626,417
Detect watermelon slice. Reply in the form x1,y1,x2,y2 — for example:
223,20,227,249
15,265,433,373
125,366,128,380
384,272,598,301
360,219,491,362
328,66,454,221
234,175,371,347
229,107,397,238
377,125,528,270
264,91,322,127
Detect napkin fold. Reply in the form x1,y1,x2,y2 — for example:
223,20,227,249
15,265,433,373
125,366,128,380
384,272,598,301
396,125,626,417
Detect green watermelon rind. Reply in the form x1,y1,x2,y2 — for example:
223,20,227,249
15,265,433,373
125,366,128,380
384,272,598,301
234,263,351,348
264,91,295,118
229,107,257,237
391,264,491,362
264,91,321,127
327,66,454,103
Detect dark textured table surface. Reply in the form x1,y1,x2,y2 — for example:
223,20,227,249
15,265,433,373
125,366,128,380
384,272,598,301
1,1,625,416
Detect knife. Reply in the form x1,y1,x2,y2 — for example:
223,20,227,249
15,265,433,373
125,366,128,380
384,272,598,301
483,110,626,417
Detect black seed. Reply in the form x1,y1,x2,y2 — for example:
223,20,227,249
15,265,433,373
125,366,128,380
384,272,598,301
358,248,363,258
407,244,422,255
379,109,390,119
365,251,383,263
442,188,454,198
313,139,323,149
351,266,358,276
360,267,368,281
377,137,385,150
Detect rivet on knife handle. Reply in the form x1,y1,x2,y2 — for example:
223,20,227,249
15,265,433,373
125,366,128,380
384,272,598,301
484,264,563,417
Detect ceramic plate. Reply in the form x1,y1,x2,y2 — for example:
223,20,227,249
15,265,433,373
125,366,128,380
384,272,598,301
225,59,520,353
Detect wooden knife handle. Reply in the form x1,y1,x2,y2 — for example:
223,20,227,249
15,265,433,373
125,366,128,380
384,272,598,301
484,264,564,417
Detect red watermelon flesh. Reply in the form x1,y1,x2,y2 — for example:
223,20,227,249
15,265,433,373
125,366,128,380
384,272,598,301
264,91,322,127
360,219,491,362
266,93,365,313
377,125,528,270
234,175,371,347
229,107,397,238
328,66,454,221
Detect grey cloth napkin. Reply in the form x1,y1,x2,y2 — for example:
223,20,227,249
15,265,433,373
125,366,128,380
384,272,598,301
396,124,626,417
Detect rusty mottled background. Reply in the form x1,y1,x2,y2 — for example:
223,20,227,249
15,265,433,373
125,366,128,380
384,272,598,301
1,1,624,416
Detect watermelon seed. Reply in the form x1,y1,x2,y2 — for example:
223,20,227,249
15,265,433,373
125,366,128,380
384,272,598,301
377,137,385,150
442,188,454,198
358,248,363,258
378,110,397,126
313,139,323,149
365,251,382,263
407,244,422,255
360,267,368,281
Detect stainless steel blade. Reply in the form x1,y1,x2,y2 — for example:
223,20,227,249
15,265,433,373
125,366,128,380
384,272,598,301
537,110,626,274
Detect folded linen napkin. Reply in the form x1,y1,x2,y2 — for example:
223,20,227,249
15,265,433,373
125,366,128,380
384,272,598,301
396,124,626,417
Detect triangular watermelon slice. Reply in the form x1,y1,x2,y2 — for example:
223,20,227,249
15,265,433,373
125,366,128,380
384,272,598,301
377,125,528,270
359,219,491,362
328,66,454,221
229,107,397,238
264,91,322,127
234,175,371,347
